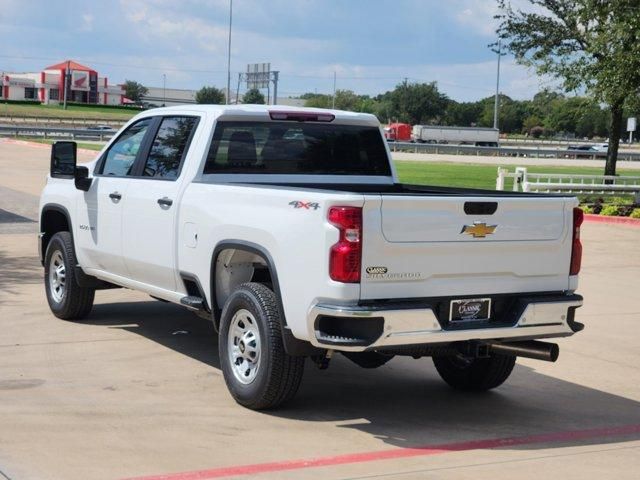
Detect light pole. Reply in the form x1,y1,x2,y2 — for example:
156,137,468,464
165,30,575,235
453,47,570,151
63,60,70,110
226,0,233,105
162,74,166,106
493,39,502,130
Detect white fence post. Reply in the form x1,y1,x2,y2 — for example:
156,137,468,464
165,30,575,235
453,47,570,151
496,167,506,191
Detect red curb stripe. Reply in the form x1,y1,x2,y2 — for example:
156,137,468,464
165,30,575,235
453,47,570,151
122,423,640,480
584,213,640,227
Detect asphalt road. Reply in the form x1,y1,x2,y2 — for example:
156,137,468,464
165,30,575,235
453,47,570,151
0,140,638,480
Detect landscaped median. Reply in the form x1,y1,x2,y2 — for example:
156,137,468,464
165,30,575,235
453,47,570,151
584,214,640,226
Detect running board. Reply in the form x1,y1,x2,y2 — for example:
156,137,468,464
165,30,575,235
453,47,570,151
180,296,205,311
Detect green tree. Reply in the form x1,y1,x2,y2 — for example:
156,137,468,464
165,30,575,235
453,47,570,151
388,80,449,124
243,88,265,104
303,93,332,108
476,95,526,133
123,80,148,103
333,90,360,111
444,101,484,127
497,0,640,175
195,86,225,104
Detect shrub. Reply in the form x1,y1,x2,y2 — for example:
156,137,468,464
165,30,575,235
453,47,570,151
0,99,42,105
630,208,640,219
580,205,594,214
600,205,620,216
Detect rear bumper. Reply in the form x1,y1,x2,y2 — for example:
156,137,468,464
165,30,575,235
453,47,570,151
308,294,583,352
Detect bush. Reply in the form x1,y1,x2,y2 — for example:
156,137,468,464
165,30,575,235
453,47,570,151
600,205,620,216
63,102,140,111
580,205,594,214
630,208,640,219
0,99,42,105
529,126,545,138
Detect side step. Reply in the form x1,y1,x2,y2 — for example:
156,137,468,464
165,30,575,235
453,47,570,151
180,295,205,311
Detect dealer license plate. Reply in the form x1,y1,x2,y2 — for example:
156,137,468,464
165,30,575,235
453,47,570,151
449,298,492,323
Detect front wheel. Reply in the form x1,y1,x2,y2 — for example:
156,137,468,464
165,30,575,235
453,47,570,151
44,231,95,320
432,353,516,391
219,282,304,410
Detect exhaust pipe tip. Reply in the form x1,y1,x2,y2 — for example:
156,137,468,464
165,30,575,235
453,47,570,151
489,340,559,362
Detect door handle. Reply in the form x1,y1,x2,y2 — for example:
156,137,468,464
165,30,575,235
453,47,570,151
157,197,173,207
109,192,122,200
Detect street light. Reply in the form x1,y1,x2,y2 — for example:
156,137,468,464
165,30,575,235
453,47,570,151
226,0,233,105
492,39,506,131
163,74,166,106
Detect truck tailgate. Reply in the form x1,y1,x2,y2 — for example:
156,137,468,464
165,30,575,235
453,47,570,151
360,195,575,299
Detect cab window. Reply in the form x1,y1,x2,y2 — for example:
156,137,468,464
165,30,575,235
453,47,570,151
141,116,198,179
99,119,152,176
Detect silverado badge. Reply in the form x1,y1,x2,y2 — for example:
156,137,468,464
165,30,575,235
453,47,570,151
461,222,497,238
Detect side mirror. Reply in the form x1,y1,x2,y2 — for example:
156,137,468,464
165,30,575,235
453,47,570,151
74,166,92,192
50,141,77,177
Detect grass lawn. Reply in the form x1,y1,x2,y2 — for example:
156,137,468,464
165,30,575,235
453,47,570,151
26,138,104,151
0,102,138,120
395,160,637,190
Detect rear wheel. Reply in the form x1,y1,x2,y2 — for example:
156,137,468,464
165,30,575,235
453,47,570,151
432,353,516,391
219,282,304,410
44,231,95,320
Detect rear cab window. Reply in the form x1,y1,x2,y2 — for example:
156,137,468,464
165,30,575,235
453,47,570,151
203,121,391,176
141,116,198,180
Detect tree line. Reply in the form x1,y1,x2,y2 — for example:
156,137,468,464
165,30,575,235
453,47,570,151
302,82,625,140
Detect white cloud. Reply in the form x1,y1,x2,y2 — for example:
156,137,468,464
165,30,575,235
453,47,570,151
80,13,94,32
454,0,501,37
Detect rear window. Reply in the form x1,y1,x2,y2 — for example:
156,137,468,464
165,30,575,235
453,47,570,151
203,121,391,176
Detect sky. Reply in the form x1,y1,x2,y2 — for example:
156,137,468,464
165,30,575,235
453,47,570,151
0,0,556,102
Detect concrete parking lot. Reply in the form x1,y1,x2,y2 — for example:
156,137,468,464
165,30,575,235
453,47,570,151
0,139,639,480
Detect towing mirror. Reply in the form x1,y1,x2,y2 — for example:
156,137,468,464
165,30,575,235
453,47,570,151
74,166,92,192
50,141,93,191
50,141,77,178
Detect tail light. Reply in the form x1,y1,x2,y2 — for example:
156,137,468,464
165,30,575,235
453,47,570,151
570,207,584,275
328,206,362,283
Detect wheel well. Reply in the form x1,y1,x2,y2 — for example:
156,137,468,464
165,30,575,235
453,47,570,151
213,248,272,323
41,208,71,263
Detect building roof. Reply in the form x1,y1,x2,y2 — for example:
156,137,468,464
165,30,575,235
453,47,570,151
44,60,95,72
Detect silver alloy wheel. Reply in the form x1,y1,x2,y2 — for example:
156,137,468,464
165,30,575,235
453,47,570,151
228,308,261,385
48,250,66,303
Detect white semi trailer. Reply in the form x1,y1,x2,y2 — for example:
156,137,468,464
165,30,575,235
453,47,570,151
411,125,499,146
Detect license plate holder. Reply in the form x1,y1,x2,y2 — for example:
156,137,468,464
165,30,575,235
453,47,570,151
449,298,492,323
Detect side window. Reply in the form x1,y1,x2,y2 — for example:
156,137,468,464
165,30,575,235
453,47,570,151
142,116,197,179
99,118,152,176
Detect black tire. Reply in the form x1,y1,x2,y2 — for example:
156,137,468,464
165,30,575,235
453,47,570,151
432,353,516,391
219,282,304,410
44,231,95,320
342,351,394,369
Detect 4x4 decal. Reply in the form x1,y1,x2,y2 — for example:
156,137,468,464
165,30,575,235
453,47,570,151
289,201,320,210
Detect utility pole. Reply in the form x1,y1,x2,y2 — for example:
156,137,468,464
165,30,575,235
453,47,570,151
272,71,279,105
332,71,336,109
493,39,502,130
226,0,233,105
63,60,70,110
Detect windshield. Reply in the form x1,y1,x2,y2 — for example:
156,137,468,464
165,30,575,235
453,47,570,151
203,121,391,176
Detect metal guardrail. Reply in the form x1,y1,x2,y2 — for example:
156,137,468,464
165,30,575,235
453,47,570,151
0,114,129,127
388,141,640,161
496,167,640,199
0,124,117,141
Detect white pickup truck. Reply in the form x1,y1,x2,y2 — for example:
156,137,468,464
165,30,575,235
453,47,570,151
39,105,584,410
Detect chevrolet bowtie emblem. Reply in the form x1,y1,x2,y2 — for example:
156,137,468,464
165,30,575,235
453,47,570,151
461,222,497,238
